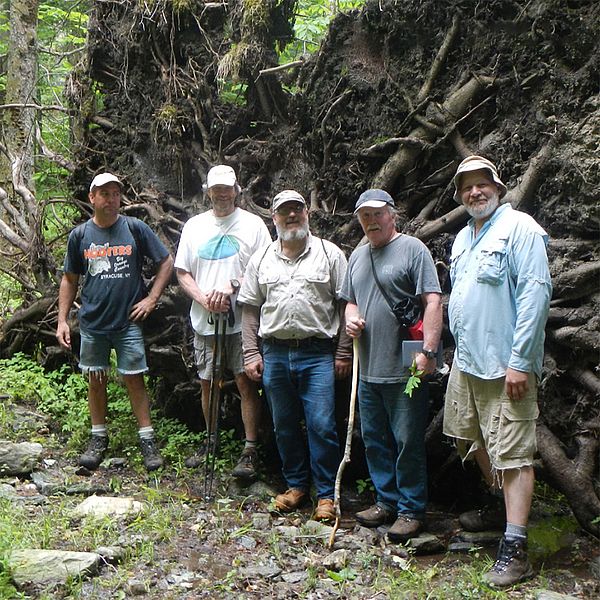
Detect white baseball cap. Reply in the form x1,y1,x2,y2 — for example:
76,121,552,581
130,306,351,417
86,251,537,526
453,156,507,203
206,165,238,189
272,190,306,211
89,172,123,192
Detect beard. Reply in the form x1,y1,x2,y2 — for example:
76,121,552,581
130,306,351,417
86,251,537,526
465,191,500,221
276,221,309,242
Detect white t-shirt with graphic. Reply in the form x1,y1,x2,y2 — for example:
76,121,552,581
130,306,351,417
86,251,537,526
175,207,271,335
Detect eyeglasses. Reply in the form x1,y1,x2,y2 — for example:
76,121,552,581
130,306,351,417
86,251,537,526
275,202,305,216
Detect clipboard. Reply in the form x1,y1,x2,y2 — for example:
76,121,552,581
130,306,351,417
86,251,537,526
401,340,444,369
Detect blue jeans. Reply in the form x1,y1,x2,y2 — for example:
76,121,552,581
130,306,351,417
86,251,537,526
358,380,429,519
262,339,340,498
79,323,147,375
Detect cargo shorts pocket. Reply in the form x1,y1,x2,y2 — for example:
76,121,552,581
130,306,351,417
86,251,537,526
497,401,539,461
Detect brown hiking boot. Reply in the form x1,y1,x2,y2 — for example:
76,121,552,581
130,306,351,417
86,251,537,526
355,504,396,528
78,435,109,470
274,488,308,512
313,498,336,523
231,447,258,481
459,504,505,532
483,535,534,588
387,515,423,543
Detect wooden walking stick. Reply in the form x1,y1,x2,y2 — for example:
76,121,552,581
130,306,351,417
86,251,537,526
328,338,359,549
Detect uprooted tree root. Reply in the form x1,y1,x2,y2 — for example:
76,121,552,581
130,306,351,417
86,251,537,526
1,0,598,533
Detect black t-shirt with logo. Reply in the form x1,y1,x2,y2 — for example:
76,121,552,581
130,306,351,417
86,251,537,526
64,216,169,333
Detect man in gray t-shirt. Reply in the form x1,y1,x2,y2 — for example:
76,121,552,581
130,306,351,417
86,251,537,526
341,189,442,543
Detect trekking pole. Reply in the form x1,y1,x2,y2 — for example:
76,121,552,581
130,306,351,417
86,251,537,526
328,338,359,549
204,312,226,499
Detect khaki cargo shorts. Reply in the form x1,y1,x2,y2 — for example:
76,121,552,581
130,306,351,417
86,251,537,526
443,362,538,471
194,331,244,380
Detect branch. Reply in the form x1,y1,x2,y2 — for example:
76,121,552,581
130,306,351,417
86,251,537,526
504,136,557,209
416,14,460,103
414,205,468,242
0,187,29,252
35,126,76,172
0,103,70,112
360,136,428,158
258,60,303,77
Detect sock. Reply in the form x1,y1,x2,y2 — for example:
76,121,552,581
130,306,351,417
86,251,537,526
91,424,107,437
138,426,155,440
244,439,258,450
505,522,527,542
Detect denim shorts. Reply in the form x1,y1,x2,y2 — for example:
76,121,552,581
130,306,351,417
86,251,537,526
443,363,538,471
194,331,244,380
79,323,148,375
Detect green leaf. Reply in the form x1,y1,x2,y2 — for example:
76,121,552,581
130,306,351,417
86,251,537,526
404,359,424,398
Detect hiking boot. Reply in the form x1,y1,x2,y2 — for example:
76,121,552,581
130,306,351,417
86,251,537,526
231,447,258,481
482,535,534,588
355,504,396,528
459,504,505,532
139,437,164,472
313,498,336,523
78,435,109,470
184,435,216,468
387,515,423,543
274,488,308,512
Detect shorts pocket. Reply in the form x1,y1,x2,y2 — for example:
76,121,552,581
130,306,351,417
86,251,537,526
498,401,539,460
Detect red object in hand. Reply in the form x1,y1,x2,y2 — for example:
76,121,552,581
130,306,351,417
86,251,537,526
408,319,424,340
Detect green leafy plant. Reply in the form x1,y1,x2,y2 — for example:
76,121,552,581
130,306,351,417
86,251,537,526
404,359,424,398
356,477,374,494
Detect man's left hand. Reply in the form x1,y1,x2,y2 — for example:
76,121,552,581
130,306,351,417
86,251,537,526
335,358,352,380
130,296,157,321
505,367,529,400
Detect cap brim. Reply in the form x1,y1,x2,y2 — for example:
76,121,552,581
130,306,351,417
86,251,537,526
354,200,389,214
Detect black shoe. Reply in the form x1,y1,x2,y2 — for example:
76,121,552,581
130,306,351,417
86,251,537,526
79,435,109,470
139,437,164,472
459,503,505,532
482,535,534,588
184,435,216,468
231,448,258,481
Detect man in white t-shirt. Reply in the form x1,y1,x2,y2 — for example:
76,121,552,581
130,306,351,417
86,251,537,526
175,165,271,479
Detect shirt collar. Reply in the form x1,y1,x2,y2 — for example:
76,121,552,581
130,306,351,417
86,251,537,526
468,202,511,238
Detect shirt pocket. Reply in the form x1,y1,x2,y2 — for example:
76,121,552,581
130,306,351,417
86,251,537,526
259,272,284,303
305,269,332,302
477,239,508,286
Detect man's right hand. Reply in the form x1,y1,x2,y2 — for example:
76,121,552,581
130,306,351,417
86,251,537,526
244,358,264,382
56,322,71,350
345,315,366,338
204,288,232,313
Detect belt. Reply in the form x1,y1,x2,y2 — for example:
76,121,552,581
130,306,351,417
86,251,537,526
264,336,332,348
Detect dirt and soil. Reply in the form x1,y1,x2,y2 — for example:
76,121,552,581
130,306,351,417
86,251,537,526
3,398,599,599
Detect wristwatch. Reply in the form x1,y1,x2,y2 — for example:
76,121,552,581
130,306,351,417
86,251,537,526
420,348,437,360
230,279,241,293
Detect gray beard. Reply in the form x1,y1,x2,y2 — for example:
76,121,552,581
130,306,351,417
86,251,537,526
465,194,500,221
276,222,309,242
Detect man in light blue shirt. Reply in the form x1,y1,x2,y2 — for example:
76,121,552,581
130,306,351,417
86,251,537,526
444,156,551,588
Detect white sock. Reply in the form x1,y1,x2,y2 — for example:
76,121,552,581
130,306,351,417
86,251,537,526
91,424,107,437
138,426,155,440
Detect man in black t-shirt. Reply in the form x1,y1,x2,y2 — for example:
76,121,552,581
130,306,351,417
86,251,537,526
56,173,173,471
